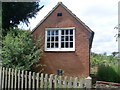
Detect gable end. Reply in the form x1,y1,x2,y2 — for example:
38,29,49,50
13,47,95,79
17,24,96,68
31,2,94,48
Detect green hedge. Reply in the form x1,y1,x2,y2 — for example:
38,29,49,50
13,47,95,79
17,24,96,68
97,64,120,83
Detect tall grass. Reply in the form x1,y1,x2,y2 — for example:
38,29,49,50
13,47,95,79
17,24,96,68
97,64,120,83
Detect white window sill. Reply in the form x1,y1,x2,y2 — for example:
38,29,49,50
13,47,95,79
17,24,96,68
44,48,75,52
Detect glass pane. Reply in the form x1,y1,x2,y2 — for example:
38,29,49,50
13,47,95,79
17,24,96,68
65,36,68,41
47,30,50,35
61,36,64,41
70,42,73,48
47,37,50,41
55,36,58,41
66,30,68,35
65,42,68,48
51,43,54,48
61,30,64,35
47,43,50,48
51,37,54,41
55,43,58,48
70,30,73,35
55,30,59,35
70,36,73,41
61,42,64,48
51,30,54,35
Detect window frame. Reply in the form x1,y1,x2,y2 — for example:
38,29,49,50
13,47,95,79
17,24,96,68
45,27,75,51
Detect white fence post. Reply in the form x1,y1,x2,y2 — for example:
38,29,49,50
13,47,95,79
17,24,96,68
14,69,17,89
8,68,11,88
5,68,8,88
86,76,92,88
68,77,72,88
73,77,78,88
49,74,53,88
0,66,92,89
28,71,32,89
32,72,35,88
36,73,40,88
44,74,48,88
25,71,28,88
54,75,57,88
40,73,44,88
64,76,67,88
21,70,24,89
2,67,5,89
0,67,2,89
18,70,20,88
58,76,62,88
11,69,14,88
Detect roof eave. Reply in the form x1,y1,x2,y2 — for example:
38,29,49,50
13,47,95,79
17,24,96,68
89,31,94,49
31,2,62,34
31,2,94,34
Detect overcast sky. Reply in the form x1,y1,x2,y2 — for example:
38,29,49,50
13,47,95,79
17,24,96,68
19,0,119,55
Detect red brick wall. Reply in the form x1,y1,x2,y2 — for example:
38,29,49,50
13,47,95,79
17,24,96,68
32,5,91,77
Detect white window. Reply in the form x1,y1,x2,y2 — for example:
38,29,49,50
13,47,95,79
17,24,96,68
45,27,75,51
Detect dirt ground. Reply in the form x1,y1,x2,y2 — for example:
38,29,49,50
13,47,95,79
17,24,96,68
93,83,120,88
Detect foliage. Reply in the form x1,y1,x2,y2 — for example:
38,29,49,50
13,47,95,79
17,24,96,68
90,52,118,67
90,52,120,83
97,64,120,83
1,29,43,71
0,2,1,29
2,2,44,35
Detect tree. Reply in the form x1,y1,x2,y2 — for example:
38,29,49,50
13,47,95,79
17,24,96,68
2,2,44,35
90,52,118,67
1,29,43,71
0,14,1,28
112,52,119,56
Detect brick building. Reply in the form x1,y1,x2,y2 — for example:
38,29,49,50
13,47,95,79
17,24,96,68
32,2,94,77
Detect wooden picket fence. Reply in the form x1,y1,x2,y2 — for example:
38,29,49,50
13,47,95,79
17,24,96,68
0,66,92,89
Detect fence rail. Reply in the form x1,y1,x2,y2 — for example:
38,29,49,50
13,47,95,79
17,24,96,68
0,66,92,89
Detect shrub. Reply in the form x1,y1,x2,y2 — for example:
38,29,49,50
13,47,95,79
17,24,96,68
97,64,120,83
1,29,43,71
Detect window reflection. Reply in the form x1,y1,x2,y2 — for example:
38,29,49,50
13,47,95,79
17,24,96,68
47,37,50,41
51,37,54,41
51,30,54,35
47,43,50,48
51,43,54,48
55,43,58,48
65,36,68,41
66,30,68,35
70,30,73,35
65,42,68,48
61,30,64,35
70,42,73,48
55,36,58,41
61,42,64,48
70,36,73,41
46,29,74,50
55,30,59,35
61,36,64,41
47,30,50,35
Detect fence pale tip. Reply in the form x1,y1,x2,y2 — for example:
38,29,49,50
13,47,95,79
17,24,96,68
86,76,92,79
